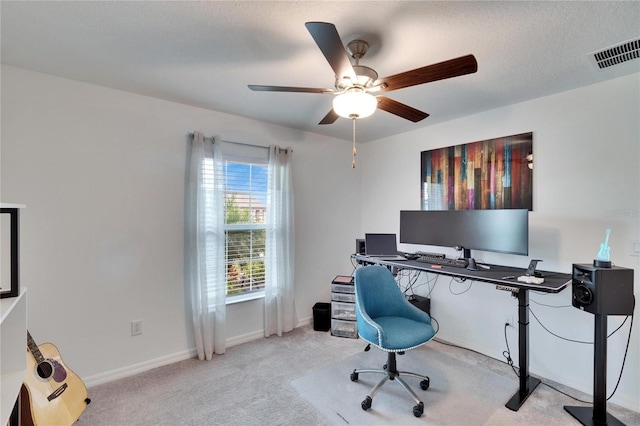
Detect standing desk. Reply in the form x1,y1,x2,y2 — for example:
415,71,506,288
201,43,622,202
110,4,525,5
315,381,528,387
351,253,572,411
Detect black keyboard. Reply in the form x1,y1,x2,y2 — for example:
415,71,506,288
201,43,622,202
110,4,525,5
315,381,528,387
416,256,469,268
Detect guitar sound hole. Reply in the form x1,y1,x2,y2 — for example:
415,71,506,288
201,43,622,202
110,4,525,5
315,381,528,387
36,360,54,379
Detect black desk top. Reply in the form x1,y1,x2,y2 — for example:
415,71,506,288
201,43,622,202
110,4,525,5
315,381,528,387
351,254,572,293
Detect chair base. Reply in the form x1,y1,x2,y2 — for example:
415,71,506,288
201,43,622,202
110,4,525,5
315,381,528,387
350,351,430,418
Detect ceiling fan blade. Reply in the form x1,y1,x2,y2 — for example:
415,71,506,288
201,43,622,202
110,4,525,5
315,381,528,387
376,96,430,122
318,109,339,125
305,22,357,82
377,54,478,92
248,85,332,94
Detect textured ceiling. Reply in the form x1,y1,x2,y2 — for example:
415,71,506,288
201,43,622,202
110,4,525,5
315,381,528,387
1,1,639,142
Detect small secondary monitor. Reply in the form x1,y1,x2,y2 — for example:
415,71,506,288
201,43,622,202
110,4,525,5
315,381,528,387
364,233,407,261
365,233,399,256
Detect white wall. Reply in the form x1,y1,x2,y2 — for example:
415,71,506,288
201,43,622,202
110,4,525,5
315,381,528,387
0,65,360,384
358,73,640,411
2,64,639,412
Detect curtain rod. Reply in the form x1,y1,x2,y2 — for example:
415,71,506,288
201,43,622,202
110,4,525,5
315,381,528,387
188,133,291,153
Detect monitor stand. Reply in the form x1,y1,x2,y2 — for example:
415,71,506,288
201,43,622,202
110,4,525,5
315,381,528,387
463,248,479,271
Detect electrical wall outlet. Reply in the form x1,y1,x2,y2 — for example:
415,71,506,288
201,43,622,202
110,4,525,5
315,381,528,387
131,319,143,336
504,316,515,327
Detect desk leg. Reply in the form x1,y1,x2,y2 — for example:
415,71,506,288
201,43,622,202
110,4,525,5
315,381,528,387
505,288,541,411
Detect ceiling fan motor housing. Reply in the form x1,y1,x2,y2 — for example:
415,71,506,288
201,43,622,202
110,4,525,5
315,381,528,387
336,65,378,91
332,39,378,91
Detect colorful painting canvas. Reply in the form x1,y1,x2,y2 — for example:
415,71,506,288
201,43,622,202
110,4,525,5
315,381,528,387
421,132,533,210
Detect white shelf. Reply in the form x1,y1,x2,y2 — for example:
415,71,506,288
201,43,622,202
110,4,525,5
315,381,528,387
1,288,27,426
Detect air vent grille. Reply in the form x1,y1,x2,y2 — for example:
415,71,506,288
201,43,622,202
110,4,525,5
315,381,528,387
590,38,640,69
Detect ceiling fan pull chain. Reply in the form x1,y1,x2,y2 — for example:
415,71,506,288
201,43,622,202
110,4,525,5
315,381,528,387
352,117,357,168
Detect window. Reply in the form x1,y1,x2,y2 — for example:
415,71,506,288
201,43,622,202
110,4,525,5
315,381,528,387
204,143,269,301
224,161,267,297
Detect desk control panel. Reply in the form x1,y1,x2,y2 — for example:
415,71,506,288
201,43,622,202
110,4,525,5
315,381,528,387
496,284,520,293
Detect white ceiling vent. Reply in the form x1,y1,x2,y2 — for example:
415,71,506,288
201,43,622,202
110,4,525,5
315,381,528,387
589,38,640,69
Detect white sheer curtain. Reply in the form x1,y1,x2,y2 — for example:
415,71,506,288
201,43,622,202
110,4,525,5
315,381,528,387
187,131,226,360
264,145,297,337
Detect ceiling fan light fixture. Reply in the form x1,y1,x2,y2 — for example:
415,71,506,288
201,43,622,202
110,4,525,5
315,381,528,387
333,89,377,119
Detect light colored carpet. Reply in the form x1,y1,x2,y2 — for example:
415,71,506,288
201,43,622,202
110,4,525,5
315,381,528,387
78,325,640,426
290,345,514,425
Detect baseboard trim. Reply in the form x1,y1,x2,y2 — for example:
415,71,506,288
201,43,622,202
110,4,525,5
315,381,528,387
84,318,315,388
84,348,197,387
226,329,264,347
297,316,312,327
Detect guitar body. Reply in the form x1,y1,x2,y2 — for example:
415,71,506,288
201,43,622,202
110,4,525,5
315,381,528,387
22,340,89,426
597,228,611,261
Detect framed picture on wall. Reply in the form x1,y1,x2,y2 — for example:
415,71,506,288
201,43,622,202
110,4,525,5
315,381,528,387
1,207,20,299
421,132,533,211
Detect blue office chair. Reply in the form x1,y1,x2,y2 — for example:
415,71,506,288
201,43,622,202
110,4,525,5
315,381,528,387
350,265,437,417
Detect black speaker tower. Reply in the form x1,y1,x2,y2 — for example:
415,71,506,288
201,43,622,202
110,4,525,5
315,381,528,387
565,263,634,426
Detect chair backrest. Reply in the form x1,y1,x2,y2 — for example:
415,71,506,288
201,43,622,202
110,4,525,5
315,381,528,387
354,265,411,319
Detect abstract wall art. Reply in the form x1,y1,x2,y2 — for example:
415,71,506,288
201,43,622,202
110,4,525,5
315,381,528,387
421,132,533,211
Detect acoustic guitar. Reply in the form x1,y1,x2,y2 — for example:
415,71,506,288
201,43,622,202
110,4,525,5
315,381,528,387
20,331,90,425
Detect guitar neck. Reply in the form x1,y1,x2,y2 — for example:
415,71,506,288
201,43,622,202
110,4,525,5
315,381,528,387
27,331,46,364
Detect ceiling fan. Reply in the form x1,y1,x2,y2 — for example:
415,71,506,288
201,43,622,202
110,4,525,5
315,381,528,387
248,22,478,125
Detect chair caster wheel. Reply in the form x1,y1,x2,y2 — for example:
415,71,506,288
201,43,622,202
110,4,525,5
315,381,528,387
420,378,430,390
361,396,372,411
364,344,371,352
413,402,424,417
350,371,359,382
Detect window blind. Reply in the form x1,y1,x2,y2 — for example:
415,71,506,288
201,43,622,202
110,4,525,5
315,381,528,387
219,143,269,297
223,160,268,295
